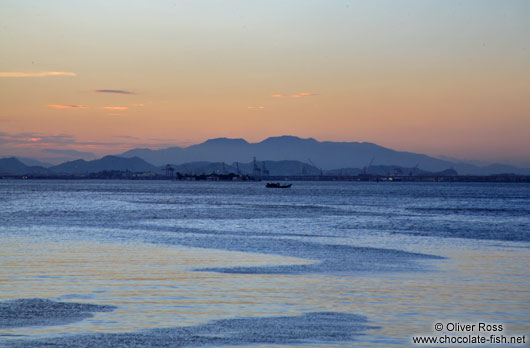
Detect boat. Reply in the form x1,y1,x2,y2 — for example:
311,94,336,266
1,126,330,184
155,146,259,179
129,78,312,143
266,183,292,188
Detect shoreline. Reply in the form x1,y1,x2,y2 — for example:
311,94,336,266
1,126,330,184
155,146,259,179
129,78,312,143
2,174,530,183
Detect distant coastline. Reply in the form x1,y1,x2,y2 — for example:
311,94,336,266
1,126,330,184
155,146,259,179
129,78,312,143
2,171,529,183
2,150,530,183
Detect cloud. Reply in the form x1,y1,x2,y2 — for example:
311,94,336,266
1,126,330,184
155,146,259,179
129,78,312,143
47,104,87,109
95,89,135,95
248,106,265,110
271,92,317,99
0,132,186,158
0,132,76,146
132,104,144,107
0,72,77,77
0,132,130,149
103,106,128,110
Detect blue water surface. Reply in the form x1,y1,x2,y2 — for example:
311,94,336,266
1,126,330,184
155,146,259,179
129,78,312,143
1,181,529,347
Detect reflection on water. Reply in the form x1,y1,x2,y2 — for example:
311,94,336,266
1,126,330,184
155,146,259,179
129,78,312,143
1,234,528,347
0,181,529,347
1,237,317,335
4,312,372,348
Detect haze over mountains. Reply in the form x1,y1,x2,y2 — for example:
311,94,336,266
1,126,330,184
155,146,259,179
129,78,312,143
1,136,529,176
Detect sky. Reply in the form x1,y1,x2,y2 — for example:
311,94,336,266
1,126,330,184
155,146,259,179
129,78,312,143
1,0,529,166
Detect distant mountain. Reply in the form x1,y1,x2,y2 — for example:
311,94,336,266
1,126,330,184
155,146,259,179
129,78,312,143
0,156,157,176
120,136,530,175
0,157,50,175
450,162,530,176
50,156,157,174
435,155,491,167
16,157,54,168
124,138,250,168
4,137,529,176
121,136,447,170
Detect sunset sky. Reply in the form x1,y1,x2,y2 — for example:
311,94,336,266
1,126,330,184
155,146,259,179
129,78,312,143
1,0,529,165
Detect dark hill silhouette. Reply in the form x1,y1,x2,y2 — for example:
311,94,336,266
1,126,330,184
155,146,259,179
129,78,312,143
120,136,530,175
50,156,157,174
3,137,529,176
121,136,448,170
0,157,50,175
16,157,54,168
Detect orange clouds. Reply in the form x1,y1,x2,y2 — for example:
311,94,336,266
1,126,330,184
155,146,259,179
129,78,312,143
271,92,317,99
103,106,128,110
248,106,265,110
47,104,87,109
45,105,136,113
0,71,77,77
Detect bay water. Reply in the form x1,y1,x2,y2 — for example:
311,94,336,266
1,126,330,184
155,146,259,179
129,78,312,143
1,181,529,347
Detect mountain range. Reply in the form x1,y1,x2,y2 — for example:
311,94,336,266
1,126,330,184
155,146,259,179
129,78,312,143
0,157,52,175
50,156,157,174
2,136,529,176
0,156,156,176
120,136,530,175
0,156,458,178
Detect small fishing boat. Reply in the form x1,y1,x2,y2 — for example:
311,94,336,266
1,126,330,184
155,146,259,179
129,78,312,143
266,183,292,188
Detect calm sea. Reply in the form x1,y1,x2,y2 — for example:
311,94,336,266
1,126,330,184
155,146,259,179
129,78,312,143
1,180,529,347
